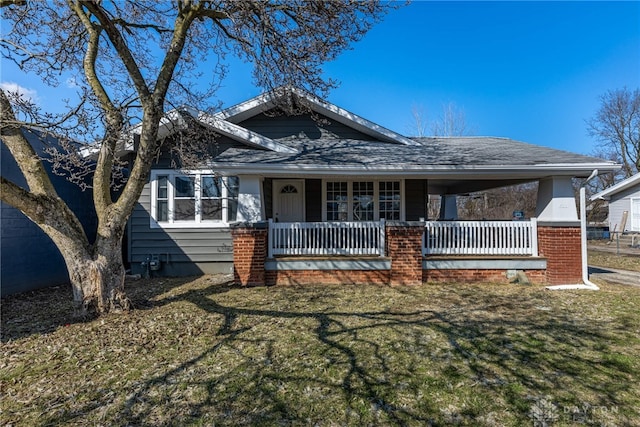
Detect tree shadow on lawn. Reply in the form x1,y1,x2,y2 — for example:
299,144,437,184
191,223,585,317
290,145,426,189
0,275,227,342
32,280,638,426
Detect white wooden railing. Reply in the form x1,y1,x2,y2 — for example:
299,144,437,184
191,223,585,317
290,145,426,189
423,219,538,256
268,219,385,257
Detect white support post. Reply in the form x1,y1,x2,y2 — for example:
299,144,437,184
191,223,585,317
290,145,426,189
535,176,579,222
530,217,538,257
379,219,386,257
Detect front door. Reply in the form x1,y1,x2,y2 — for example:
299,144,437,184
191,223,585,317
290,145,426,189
632,198,640,232
273,180,305,222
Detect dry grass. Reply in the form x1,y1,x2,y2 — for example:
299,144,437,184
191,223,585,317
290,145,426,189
2,275,640,426
589,250,640,273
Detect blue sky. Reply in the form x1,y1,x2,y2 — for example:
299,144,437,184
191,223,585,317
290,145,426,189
2,1,639,155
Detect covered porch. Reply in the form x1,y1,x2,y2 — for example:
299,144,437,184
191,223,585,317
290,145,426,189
232,175,583,286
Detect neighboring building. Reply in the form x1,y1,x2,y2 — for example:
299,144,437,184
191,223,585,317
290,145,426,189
124,88,619,286
1,129,97,295
591,172,640,233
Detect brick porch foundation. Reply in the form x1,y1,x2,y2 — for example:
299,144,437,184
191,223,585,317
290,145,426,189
537,225,582,284
266,269,390,286
386,222,424,286
423,269,546,284
230,222,268,286
231,221,584,287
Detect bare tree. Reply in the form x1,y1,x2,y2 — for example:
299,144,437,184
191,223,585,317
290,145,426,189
587,87,640,179
432,102,473,137
408,104,429,137
0,1,390,315
457,183,538,220
407,101,474,138
409,102,478,218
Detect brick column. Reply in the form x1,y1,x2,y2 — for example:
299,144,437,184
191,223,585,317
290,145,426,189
538,224,582,285
386,221,425,286
230,222,268,286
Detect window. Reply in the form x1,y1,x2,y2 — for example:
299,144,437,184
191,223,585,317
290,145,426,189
280,185,298,194
379,181,401,220
324,180,402,221
156,175,169,222
326,181,348,221
353,181,374,221
174,176,196,221
151,171,239,227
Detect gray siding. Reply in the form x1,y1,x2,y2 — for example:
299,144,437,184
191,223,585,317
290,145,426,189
239,112,373,141
608,185,640,232
128,183,233,276
405,179,428,221
305,179,322,221
263,178,273,219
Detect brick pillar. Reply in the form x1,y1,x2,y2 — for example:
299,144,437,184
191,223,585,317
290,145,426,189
230,222,268,286
538,224,582,285
386,221,425,286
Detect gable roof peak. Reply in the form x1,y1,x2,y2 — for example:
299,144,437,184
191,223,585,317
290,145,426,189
216,86,420,146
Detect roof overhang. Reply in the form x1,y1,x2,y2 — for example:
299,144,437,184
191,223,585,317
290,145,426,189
187,108,298,154
590,172,640,201
210,162,618,194
205,162,618,177
214,86,420,146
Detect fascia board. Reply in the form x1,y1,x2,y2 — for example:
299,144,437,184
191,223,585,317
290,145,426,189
214,92,276,122
195,111,299,154
204,162,620,177
289,87,420,146
82,106,298,158
590,172,640,201
129,109,189,137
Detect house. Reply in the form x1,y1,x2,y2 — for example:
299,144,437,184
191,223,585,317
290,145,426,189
126,87,619,286
1,129,97,295
591,172,640,234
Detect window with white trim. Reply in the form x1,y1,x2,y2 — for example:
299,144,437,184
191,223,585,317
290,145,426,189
379,181,401,220
326,181,348,221
323,180,402,221
151,171,239,227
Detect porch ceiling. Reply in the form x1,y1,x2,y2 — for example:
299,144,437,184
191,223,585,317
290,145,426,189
427,178,539,195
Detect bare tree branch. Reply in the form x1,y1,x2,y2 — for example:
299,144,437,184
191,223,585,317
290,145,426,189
587,88,640,180
1,0,393,315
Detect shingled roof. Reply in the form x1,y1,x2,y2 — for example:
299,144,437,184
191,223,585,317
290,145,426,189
205,134,616,179
143,87,619,182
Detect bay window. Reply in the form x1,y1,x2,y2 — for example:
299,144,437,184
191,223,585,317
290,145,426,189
151,171,239,227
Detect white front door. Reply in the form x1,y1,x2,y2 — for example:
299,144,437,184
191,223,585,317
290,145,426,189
632,198,640,232
273,180,305,222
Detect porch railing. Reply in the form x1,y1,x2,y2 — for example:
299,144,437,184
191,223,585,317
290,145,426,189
268,219,385,257
423,219,538,256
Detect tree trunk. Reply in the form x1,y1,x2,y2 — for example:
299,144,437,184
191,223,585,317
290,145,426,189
64,233,130,317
